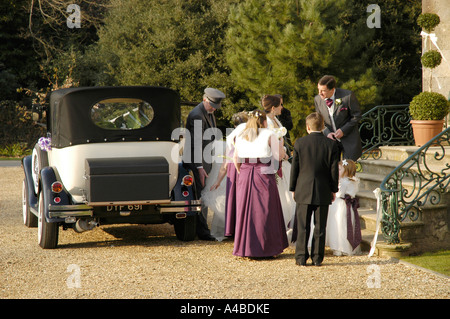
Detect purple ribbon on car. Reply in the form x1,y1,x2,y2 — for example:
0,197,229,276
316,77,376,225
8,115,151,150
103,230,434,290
38,137,52,152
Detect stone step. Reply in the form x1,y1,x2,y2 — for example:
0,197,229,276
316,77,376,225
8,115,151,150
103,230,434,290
359,210,418,258
358,207,377,232
355,146,450,256
379,145,450,164
332,204,422,257
356,172,446,207
357,172,390,193
360,228,382,255
359,159,399,175
359,207,380,233
359,158,447,177
356,189,377,210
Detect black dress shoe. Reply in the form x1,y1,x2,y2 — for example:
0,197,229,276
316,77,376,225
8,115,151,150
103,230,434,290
312,261,322,266
199,234,216,241
295,260,307,266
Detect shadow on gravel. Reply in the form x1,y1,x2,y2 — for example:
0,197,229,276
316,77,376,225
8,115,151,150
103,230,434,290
57,224,223,250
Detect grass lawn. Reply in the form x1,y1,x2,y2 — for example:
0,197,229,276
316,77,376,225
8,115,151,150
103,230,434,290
400,250,450,277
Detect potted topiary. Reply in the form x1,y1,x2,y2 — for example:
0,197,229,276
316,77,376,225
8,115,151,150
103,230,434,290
417,12,441,92
409,13,449,146
409,92,449,146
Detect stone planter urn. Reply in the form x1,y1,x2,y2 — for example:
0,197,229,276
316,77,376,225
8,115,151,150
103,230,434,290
410,120,444,147
409,92,449,147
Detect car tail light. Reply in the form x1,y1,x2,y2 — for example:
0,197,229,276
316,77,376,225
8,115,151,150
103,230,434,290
181,175,193,186
182,191,189,197
51,181,63,193
53,197,61,204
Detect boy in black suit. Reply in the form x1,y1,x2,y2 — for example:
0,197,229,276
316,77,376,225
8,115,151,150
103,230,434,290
289,112,340,266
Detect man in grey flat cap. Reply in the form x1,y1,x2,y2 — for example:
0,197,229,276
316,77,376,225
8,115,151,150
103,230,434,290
185,87,226,240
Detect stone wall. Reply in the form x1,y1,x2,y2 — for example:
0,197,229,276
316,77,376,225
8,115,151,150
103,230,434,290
403,193,450,255
422,0,450,127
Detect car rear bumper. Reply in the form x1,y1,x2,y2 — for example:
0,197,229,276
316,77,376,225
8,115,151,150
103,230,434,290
48,200,202,218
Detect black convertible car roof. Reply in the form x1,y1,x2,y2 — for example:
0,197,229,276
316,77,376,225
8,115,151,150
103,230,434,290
48,86,181,148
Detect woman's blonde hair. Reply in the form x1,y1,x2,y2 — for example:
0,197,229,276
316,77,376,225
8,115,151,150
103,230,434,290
340,159,356,180
240,110,266,142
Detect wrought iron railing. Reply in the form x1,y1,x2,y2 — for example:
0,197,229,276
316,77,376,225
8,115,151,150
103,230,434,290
358,104,414,163
378,127,450,243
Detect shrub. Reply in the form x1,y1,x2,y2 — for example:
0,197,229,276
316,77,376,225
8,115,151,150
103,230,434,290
0,100,45,153
0,143,29,157
409,92,449,120
421,50,442,69
417,13,440,32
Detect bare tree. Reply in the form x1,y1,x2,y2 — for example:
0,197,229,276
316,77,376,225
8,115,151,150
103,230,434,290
27,0,110,60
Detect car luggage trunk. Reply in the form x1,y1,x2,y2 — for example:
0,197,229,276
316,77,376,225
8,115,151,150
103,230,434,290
85,157,170,203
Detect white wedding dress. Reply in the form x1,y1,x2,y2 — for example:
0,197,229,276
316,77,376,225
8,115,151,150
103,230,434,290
201,124,247,241
201,140,227,241
266,117,296,241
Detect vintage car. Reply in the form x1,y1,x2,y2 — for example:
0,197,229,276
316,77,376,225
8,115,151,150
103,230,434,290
22,86,201,249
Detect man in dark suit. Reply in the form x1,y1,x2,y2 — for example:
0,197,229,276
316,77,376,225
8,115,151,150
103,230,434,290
290,112,340,266
314,75,362,161
184,87,225,240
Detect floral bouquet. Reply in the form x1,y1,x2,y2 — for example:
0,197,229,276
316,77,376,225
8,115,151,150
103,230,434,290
273,127,287,139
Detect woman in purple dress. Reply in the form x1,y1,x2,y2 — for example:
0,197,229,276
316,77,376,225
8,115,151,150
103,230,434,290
232,110,288,257
207,112,248,239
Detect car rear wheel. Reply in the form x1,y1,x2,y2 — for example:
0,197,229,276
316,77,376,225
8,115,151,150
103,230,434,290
37,191,59,249
22,179,38,227
174,215,196,241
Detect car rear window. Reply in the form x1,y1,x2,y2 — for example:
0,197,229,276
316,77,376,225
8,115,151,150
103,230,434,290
91,98,154,130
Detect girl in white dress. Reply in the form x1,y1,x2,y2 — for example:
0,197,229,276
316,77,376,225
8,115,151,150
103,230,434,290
326,159,362,256
262,95,296,241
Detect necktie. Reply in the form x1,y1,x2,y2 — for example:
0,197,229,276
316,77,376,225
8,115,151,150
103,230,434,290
209,113,215,127
326,98,333,108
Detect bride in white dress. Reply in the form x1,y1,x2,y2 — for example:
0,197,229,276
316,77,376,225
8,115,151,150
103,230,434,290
263,95,296,241
201,139,227,241
201,113,249,241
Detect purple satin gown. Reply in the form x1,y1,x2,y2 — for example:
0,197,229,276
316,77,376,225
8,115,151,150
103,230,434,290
232,161,288,257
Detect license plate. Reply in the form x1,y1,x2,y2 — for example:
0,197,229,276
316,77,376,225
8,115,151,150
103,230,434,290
106,205,143,212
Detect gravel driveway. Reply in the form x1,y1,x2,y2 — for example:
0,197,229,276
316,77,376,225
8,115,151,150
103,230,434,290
0,166,448,301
